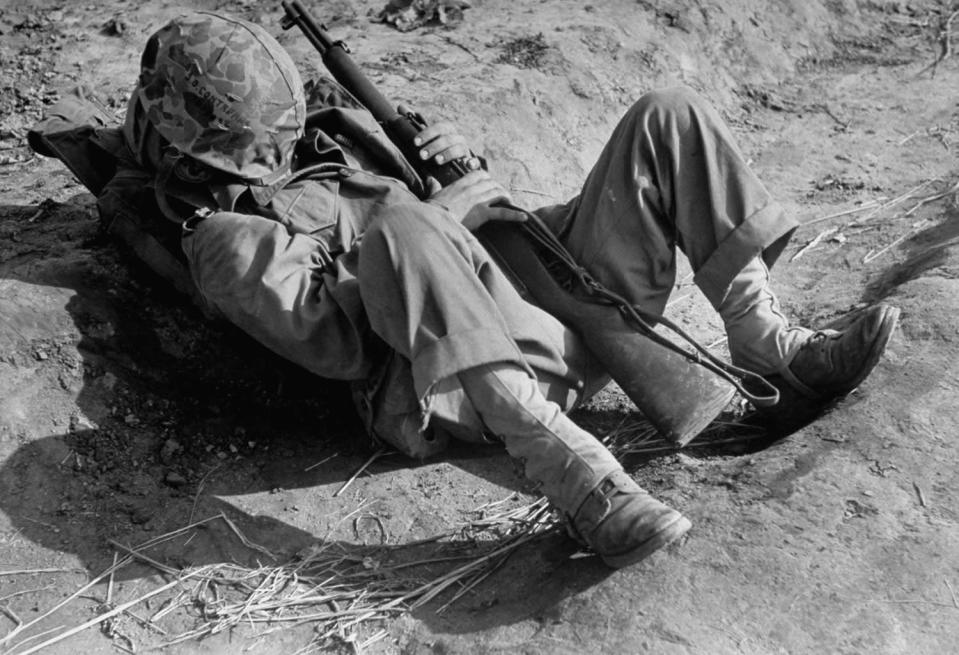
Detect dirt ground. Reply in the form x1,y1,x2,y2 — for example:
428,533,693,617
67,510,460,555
2,0,959,653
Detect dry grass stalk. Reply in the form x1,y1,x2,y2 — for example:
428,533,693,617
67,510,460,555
188,463,221,524
219,512,277,560
106,552,118,606
334,449,389,497
918,7,959,77
3,625,66,651
0,587,53,604
304,451,340,472
804,198,887,227
9,569,207,655
862,218,932,263
124,609,168,635
945,579,959,609
0,605,21,629
791,226,839,262
0,568,76,577
913,481,928,508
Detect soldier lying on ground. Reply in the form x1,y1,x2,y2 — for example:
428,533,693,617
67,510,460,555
30,12,899,568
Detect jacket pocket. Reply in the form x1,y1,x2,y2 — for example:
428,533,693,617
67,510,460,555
270,177,339,242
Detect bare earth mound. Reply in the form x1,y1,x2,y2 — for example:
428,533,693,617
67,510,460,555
1,1,957,653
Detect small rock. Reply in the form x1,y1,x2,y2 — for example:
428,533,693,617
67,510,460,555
160,438,182,464
130,507,153,524
124,413,139,426
101,16,127,36
165,471,187,487
34,349,48,361
69,413,98,432
99,372,118,390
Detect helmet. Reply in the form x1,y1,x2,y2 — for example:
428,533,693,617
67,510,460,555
131,12,306,185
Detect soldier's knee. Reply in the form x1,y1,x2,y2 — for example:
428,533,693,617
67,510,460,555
628,86,707,122
362,203,435,253
359,202,459,282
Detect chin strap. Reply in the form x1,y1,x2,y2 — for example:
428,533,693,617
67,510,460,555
153,148,194,223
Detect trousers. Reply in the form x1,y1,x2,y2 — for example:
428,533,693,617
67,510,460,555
357,87,801,440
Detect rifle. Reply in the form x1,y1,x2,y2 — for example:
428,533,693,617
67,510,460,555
280,1,778,445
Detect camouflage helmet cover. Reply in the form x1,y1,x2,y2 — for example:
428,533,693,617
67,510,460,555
136,12,306,183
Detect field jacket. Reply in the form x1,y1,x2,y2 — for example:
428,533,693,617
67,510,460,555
29,82,479,456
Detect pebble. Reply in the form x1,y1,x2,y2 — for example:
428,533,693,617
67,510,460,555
159,438,181,464
165,471,187,487
130,507,152,524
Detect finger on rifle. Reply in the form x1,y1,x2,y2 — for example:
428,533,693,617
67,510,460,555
448,169,492,189
462,203,527,231
432,142,471,165
416,135,468,164
425,176,442,196
484,205,527,223
472,177,513,205
413,121,459,147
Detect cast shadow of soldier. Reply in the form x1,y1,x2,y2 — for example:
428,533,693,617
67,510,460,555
0,198,620,636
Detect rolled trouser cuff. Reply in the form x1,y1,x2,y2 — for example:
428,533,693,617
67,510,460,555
694,201,798,309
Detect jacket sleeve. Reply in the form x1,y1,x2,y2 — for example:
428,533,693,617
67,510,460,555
181,210,379,381
27,87,120,196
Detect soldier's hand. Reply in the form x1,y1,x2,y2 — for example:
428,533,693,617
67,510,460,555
426,171,526,232
414,121,481,170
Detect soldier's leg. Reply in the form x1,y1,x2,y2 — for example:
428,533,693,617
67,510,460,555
543,87,896,397
358,202,688,566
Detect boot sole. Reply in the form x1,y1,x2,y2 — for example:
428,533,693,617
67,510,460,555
600,514,692,569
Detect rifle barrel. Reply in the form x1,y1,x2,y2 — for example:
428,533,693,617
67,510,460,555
281,0,334,52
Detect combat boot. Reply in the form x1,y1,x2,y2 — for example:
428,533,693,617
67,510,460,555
458,363,690,568
781,304,900,399
569,470,691,568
